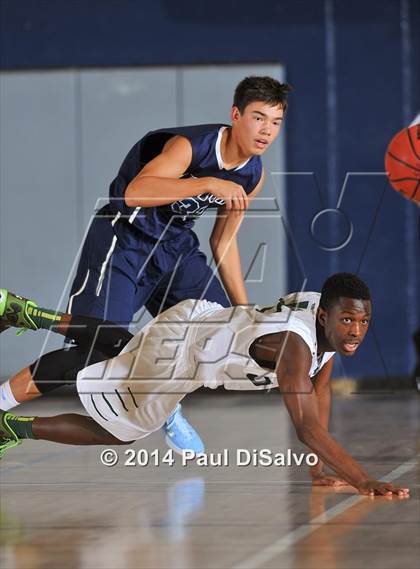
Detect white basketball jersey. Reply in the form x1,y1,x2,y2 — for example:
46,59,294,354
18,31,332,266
188,292,335,391
76,295,335,442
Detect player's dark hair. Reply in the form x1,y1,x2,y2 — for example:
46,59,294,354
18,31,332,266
320,273,371,310
233,76,292,114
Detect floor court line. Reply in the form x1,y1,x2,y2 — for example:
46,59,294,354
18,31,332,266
232,454,419,569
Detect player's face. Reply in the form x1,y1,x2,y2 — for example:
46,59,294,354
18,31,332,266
231,101,284,155
318,297,372,356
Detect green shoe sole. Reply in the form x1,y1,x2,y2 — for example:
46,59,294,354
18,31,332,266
0,289,38,332
0,438,22,459
0,410,22,459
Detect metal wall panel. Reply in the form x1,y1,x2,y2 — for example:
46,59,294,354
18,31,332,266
0,71,79,376
78,68,178,229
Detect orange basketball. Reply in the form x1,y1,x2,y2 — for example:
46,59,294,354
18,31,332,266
385,124,420,204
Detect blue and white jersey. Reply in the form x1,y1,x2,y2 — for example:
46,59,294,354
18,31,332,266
108,124,263,240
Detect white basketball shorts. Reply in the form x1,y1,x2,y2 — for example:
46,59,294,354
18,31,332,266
76,299,223,441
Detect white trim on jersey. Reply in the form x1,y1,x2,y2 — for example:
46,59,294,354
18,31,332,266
215,126,251,171
215,127,225,169
68,269,90,314
95,212,121,297
128,206,141,224
234,158,251,171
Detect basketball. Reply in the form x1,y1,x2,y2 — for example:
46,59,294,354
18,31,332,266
385,124,420,204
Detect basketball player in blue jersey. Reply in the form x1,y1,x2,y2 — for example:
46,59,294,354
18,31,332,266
0,76,291,454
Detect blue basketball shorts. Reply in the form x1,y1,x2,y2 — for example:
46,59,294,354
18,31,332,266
68,206,230,325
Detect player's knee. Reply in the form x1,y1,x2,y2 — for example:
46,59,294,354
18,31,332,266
30,357,75,393
30,348,91,394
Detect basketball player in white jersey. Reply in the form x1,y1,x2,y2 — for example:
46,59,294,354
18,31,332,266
0,273,410,496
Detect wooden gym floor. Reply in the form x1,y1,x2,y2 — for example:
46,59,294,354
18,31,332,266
0,390,419,569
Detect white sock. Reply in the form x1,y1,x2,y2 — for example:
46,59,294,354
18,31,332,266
0,380,20,411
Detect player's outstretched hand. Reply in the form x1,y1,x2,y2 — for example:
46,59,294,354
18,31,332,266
311,473,350,487
356,479,410,497
208,178,249,212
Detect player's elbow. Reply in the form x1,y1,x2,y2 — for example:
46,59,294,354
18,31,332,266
124,183,142,207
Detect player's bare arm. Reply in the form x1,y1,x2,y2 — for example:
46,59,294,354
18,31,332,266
250,331,409,496
209,171,265,305
309,357,349,486
125,135,248,209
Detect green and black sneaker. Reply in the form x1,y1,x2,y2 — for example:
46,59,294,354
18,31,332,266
0,411,22,459
0,289,39,335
